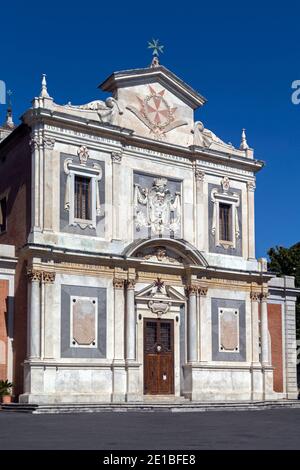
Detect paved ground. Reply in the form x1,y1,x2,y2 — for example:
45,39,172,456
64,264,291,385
0,408,300,450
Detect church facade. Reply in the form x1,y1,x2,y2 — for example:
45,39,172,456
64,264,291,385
0,60,298,404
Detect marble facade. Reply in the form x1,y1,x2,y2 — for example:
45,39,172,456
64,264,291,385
0,61,299,404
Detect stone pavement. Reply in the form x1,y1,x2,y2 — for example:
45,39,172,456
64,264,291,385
0,408,300,450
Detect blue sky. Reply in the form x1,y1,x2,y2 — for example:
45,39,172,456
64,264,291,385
0,0,299,258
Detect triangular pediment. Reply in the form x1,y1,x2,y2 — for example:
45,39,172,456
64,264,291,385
99,65,206,109
98,65,207,146
135,282,186,303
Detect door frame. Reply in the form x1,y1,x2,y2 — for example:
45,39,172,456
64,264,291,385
143,318,175,395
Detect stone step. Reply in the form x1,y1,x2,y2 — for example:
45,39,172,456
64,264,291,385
1,400,300,414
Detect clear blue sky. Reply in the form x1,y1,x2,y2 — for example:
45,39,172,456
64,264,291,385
1,0,299,258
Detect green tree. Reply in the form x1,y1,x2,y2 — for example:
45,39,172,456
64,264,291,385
268,242,300,341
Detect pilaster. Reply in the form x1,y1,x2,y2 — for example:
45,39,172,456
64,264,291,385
111,151,123,240
247,180,256,260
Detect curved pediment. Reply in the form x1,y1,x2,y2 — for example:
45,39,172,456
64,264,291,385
123,238,208,267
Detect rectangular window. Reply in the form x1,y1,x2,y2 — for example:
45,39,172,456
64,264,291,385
74,175,91,220
0,198,7,233
219,203,232,241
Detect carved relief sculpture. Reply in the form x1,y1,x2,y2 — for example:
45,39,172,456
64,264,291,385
193,121,234,150
127,85,187,140
136,246,183,265
134,177,181,236
65,97,122,125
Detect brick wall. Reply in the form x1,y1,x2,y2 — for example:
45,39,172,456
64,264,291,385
268,303,284,393
0,279,8,380
0,126,31,396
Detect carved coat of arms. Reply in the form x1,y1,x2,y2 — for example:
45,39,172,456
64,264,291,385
134,177,181,235
127,85,187,139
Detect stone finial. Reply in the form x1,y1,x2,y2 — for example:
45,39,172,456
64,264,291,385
4,106,14,129
150,56,160,68
3,90,15,129
240,128,249,150
40,74,50,98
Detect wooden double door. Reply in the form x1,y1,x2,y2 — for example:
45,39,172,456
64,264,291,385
144,318,174,395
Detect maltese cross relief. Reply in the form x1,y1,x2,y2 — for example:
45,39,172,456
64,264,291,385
127,85,187,140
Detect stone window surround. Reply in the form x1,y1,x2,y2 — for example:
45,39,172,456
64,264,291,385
64,159,102,229
211,189,240,250
70,295,98,349
218,307,240,353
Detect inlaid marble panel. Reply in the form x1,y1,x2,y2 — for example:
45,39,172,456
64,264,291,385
211,298,246,361
71,297,97,346
219,308,239,352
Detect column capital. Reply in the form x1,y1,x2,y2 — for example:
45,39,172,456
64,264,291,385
27,269,42,282
195,168,205,182
126,280,136,290
113,278,125,289
198,286,208,296
111,151,122,164
260,291,269,302
42,271,56,284
247,180,256,192
185,284,198,295
250,291,260,302
43,136,56,150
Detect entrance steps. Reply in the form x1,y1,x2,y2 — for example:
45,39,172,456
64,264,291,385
1,399,300,414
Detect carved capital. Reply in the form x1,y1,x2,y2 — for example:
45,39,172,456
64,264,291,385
198,286,208,296
260,291,269,302
29,137,41,151
42,271,56,283
247,180,256,192
43,137,55,150
27,269,42,282
30,136,55,151
195,168,205,182
186,285,198,296
113,278,125,289
126,279,136,290
250,291,260,302
111,152,122,164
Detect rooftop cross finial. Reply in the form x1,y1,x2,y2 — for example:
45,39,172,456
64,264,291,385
148,39,164,67
40,73,50,98
240,128,249,150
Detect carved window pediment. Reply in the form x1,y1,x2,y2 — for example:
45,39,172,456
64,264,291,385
211,177,240,250
63,149,102,230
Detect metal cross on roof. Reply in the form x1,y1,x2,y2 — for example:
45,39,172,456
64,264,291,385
148,39,164,57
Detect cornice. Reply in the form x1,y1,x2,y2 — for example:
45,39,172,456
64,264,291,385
21,107,264,174
21,242,272,284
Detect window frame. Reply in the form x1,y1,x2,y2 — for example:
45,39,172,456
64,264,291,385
74,174,92,222
218,202,232,243
211,189,240,250
64,159,102,229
